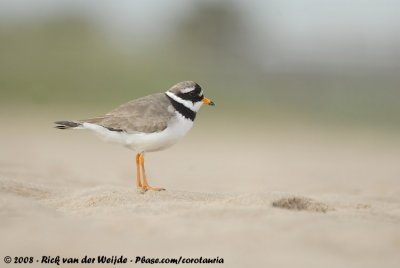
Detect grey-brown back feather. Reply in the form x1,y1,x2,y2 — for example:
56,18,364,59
81,93,175,133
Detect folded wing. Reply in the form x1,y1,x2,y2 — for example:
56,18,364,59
81,93,175,134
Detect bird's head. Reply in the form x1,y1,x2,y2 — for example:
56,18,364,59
166,81,215,112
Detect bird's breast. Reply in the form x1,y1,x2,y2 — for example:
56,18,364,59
124,112,193,152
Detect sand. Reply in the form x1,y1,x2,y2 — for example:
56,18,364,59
1,118,400,267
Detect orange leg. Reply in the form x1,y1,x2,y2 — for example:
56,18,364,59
135,153,142,189
139,153,165,191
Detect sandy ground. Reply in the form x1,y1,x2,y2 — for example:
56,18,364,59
1,117,400,267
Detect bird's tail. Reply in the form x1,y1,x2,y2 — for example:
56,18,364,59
54,120,82,130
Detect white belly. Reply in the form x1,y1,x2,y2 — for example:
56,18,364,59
82,112,193,152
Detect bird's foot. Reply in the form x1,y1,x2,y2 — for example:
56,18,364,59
142,185,166,192
136,186,146,194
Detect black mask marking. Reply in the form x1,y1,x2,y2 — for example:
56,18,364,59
176,84,203,104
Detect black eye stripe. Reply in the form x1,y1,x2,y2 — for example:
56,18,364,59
176,84,203,103
177,92,203,103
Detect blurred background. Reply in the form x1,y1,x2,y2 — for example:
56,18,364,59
1,0,399,130
1,2,400,267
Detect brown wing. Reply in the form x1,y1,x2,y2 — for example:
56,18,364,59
81,93,175,133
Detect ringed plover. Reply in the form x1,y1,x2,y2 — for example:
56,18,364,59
55,81,214,191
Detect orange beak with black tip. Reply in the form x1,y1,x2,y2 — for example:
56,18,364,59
202,97,215,106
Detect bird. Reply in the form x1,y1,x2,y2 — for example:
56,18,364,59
54,81,215,192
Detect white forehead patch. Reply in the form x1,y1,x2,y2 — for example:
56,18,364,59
181,87,195,93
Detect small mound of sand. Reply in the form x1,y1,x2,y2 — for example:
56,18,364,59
272,197,331,213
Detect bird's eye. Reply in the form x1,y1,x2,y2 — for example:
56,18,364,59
188,91,196,97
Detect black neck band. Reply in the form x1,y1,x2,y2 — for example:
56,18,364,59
166,94,196,121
